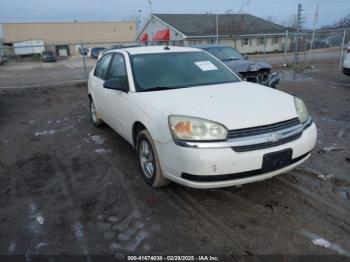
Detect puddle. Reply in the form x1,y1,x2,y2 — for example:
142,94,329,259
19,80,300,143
279,70,313,81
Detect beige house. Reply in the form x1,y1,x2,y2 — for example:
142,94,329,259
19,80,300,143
2,21,136,56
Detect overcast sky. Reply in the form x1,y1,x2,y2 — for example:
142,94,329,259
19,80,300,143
0,0,349,28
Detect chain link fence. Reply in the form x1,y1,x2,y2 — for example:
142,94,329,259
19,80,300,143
0,28,348,88
0,41,135,87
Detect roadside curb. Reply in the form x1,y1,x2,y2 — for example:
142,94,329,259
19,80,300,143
0,79,87,90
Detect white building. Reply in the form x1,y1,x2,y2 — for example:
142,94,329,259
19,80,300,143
138,14,293,54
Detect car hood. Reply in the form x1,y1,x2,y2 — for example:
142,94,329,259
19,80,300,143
138,82,297,130
223,59,272,74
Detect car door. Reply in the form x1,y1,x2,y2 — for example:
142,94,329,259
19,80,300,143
103,52,131,137
90,53,113,125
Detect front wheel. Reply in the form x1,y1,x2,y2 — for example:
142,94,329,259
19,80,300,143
137,130,170,188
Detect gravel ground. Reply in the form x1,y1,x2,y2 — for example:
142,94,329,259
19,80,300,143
0,62,349,261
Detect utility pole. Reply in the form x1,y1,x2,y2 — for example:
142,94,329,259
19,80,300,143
294,3,303,64
136,10,142,35
147,0,153,15
308,5,319,61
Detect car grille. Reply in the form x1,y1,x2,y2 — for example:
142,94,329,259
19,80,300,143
232,133,302,152
228,118,302,152
240,69,270,83
227,118,300,139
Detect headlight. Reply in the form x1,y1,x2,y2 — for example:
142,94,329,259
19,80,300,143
168,115,228,141
294,97,309,123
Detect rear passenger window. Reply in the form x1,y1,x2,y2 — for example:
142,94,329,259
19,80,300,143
95,54,112,80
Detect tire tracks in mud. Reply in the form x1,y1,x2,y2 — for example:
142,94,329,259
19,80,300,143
277,173,350,231
163,187,251,254
45,132,92,261
64,99,151,255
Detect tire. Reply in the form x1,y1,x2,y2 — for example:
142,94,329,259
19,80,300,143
136,130,170,188
89,99,104,127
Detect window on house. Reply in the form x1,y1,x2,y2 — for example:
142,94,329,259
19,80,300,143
241,38,249,46
272,37,279,45
258,38,265,46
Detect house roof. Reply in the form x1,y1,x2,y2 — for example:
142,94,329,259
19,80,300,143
153,14,288,37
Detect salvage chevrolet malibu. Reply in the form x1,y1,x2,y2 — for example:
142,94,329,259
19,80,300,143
88,46,317,189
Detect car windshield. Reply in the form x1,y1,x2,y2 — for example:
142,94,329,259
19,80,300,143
204,46,244,61
131,51,239,92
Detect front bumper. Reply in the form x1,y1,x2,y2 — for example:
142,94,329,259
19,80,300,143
242,72,280,88
156,123,317,189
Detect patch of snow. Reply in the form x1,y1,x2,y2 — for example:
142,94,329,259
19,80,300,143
90,135,106,145
312,238,331,248
34,125,74,136
95,148,111,155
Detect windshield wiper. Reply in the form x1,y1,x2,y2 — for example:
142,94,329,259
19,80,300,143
138,86,180,92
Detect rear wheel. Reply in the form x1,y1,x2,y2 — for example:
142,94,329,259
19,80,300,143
137,130,170,188
90,99,104,127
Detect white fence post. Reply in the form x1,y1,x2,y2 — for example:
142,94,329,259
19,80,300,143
263,34,266,61
339,29,346,71
81,41,88,81
283,30,289,66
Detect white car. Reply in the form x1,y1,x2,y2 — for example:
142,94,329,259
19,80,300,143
88,46,317,189
343,43,350,76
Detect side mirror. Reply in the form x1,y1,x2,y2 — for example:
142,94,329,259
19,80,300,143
103,78,128,92
243,54,249,60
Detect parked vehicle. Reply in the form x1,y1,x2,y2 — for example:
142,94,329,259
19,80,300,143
0,55,7,64
88,46,317,189
79,47,89,56
98,44,141,60
13,40,45,56
41,51,56,62
343,43,350,76
88,47,106,59
318,35,342,48
195,45,280,88
0,43,7,64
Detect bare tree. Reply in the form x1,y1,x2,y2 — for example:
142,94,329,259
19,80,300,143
322,13,350,29
281,14,298,29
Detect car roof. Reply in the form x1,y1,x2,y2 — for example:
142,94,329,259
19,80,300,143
107,46,202,55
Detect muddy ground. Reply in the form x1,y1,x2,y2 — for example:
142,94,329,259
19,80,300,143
0,62,349,261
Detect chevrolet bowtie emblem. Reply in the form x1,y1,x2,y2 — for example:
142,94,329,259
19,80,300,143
267,133,282,143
